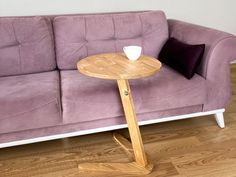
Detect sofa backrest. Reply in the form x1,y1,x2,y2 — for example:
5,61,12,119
0,17,56,77
53,11,168,70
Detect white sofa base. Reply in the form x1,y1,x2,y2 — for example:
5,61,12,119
214,112,225,128
0,108,225,148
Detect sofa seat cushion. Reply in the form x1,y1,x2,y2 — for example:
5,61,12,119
61,65,206,124
0,71,61,134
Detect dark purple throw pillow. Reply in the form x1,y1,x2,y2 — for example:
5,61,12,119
158,37,205,79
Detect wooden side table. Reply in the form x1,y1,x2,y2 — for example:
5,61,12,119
77,53,161,174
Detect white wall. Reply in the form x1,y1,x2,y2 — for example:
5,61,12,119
0,0,236,35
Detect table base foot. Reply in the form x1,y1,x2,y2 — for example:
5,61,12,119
78,132,153,174
78,162,153,175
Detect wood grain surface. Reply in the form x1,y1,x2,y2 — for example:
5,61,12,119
0,64,236,177
77,53,162,80
116,79,149,167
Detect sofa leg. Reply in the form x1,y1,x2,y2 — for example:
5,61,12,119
214,112,225,128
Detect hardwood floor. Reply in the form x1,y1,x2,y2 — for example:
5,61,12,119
0,64,236,177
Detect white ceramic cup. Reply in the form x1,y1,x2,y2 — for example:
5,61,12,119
123,46,142,61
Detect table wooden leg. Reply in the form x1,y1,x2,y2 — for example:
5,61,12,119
78,79,153,174
116,79,153,169
113,132,133,156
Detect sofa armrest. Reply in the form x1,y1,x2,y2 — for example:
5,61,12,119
168,19,236,111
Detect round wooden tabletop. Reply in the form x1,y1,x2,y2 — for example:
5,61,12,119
77,53,162,80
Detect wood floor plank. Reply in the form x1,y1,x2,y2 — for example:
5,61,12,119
145,137,202,161
173,156,236,177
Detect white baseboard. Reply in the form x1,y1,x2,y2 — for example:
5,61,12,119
231,60,236,64
0,109,225,148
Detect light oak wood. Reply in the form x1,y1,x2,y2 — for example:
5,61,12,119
77,53,161,174
0,64,235,177
113,132,133,156
77,53,162,80
116,79,149,167
78,162,153,175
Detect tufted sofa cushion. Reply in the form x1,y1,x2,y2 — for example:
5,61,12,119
53,11,168,70
0,16,56,77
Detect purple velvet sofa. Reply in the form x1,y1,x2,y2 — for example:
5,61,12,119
1,11,236,148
